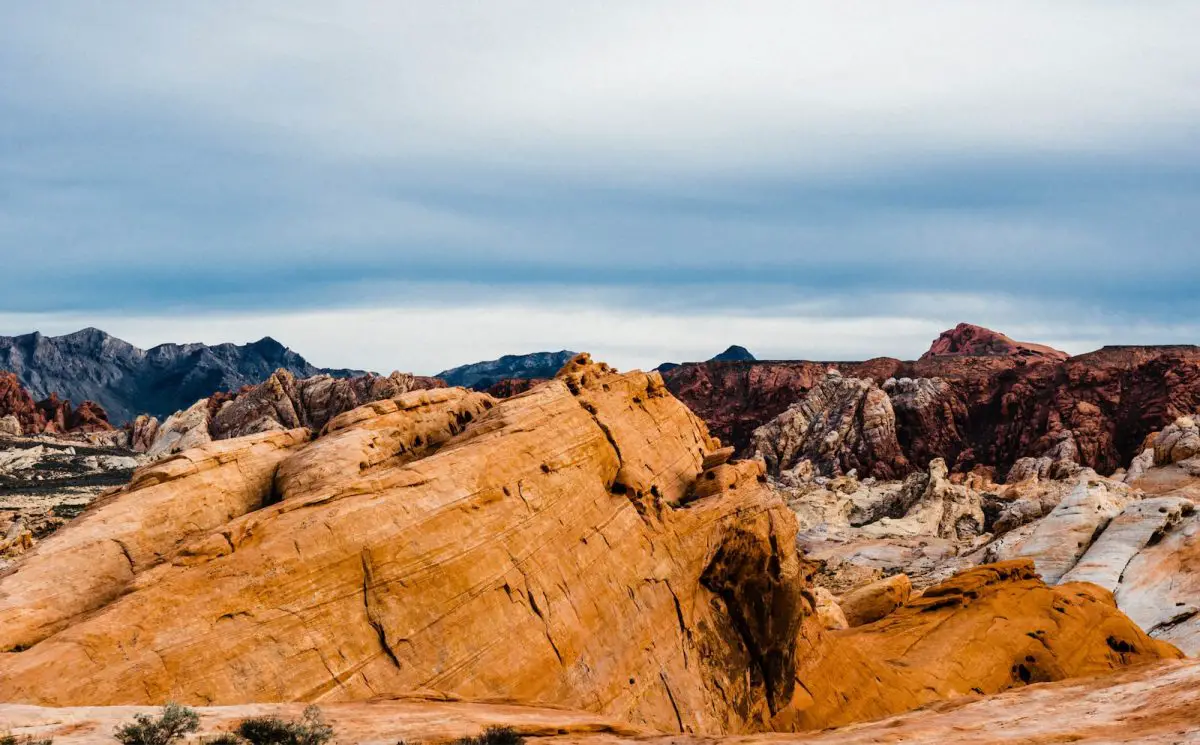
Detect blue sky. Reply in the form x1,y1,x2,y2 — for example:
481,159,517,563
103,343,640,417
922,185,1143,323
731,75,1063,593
2,2,1199,373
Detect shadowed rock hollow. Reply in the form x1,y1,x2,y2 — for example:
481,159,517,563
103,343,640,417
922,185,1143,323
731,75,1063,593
0,356,1177,736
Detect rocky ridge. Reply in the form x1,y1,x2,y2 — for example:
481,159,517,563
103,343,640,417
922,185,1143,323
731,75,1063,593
0,356,1174,736
437,350,578,390
667,325,1200,481
132,368,444,458
0,328,363,424
0,372,114,440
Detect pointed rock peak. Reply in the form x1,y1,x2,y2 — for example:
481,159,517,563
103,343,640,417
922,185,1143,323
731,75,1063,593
709,345,756,362
921,323,1068,362
249,336,286,352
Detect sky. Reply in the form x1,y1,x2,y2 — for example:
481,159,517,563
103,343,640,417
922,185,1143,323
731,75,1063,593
2,2,1199,374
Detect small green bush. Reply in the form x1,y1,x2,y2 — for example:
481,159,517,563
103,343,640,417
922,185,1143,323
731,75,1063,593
237,706,333,745
114,703,201,745
453,727,524,745
0,734,54,745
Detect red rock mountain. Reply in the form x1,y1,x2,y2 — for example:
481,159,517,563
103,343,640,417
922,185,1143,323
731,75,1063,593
921,322,1068,361
0,372,113,437
662,326,1200,479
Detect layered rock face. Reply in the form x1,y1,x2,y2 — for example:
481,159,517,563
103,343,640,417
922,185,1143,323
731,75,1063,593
0,359,807,734
670,325,1200,480
789,560,1179,730
0,356,1173,735
751,371,908,481
136,369,444,458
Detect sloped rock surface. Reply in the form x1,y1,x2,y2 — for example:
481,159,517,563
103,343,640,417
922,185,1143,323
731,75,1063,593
787,560,1181,730
0,359,809,735
140,370,444,458
9,660,1200,745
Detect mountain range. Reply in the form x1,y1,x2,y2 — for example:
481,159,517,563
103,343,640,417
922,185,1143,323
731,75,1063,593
436,350,578,390
0,328,361,424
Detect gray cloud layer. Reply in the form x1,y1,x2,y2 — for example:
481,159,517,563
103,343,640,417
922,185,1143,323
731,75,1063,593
1,2,1199,367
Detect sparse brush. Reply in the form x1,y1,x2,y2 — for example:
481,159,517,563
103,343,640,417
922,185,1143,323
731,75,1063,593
203,735,245,745
452,727,524,745
0,734,54,745
237,705,333,745
113,703,201,745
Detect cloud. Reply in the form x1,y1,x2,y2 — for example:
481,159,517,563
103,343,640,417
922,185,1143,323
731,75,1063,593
0,1,1198,357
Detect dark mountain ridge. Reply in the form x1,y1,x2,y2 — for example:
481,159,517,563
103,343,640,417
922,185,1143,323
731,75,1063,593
437,350,577,390
0,328,361,423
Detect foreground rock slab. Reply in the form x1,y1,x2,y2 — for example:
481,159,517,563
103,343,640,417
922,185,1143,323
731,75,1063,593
6,659,1200,744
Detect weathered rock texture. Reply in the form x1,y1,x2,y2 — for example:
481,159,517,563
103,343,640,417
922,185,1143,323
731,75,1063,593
0,359,806,735
137,369,445,458
751,371,907,480
788,560,1180,730
920,323,1068,362
9,659,1200,745
0,372,114,439
665,326,1200,480
0,357,1174,735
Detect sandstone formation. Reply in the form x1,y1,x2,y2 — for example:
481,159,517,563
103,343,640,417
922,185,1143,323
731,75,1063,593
485,378,546,398
0,372,115,439
137,369,444,458
837,574,911,627
920,322,1068,362
9,659,1200,744
787,560,1179,730
751,371,908,480
0,356,1175,736
665,326,1200,481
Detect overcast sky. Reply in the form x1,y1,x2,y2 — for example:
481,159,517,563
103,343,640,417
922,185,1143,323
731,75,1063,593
2,2,1199,374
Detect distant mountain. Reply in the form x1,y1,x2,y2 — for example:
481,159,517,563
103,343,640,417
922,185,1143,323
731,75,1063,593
920,323,1068,362
708,345,756,362
0,328,362,423
437,350,577,390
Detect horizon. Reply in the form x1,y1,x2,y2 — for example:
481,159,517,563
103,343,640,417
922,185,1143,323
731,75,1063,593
3,3,1200,373
2,321,1191,378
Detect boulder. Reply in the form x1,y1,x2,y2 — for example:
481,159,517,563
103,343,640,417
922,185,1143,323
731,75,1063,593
0,415,21,437
838,574,911,627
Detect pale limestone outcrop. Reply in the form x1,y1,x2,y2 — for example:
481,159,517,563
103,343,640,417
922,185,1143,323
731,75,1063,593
861,458,985,541
1155,416,1200,465
751,371,908,481
1060,497,1194,589
992,475,1138,584
0,415,21,437
145,399,213,458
